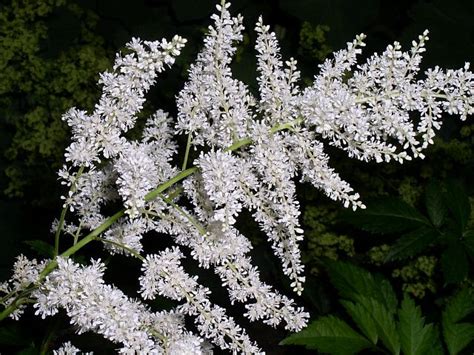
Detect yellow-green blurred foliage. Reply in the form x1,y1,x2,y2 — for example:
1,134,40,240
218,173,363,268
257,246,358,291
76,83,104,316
0,0,111,200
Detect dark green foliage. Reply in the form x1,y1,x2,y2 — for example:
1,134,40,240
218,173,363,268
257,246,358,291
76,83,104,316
345,180,474,285
298,22,331,62
385,227,438,261
325,260,398,311
0,325,33,347
301,201,355,274
281,261,474,354
397,297,442,355
326,262,401,353
442,289,474,355
343,198,431,235
280,315,374,354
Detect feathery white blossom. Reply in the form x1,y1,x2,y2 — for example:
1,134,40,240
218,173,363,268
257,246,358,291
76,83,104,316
34,257,205,354
176,1,254,147
196,150,243,228
140,248,262,354
0,255,47,320
53,342,92,355
255,16,300,125
164,178,310,330
63,36,186,166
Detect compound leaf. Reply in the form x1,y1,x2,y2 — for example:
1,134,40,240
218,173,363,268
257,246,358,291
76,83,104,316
280,315,373,354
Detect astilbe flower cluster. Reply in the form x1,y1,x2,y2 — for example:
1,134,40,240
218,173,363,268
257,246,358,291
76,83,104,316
1,1,473,353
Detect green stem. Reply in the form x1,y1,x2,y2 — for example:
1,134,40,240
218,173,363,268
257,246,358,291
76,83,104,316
40,209,125,280
0,210,126,321
0,289,18,305
0,296,29,322
165,187,183,201
145,167,198,202
224,117,302,152
54,166,85,257
0,117,303,322
182,133,193,170
159,193,207,234
270,117,303,133
40,316,62,355
73,221,83,246
224,138,252,152
54,205,68,257
100,238,145,261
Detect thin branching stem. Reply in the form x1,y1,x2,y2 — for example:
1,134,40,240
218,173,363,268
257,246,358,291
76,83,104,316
0,118,301,321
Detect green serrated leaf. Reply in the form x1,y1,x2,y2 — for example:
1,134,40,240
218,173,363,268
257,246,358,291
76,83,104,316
385,227,438,261
442,288,474,355
23,240,54,258
355,295,401,354
343,198,431,234
326,261,397,311
444,181,471,233
443,322,474,355
341,300,378,344
398,296,441,355
280,316,373,354
441,242,469,284
377,275,399,313
425,180,448,228
443,288,474,324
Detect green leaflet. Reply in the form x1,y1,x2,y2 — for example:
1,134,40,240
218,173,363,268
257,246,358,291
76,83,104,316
342,197,431,234
282,260,474,354
443,322,474,355
23,240,55,258
354,295,401,354
444,180,471,233
398,297,441,355
344,180,473,286
442,289,474,355
325,262,400,353
326,260,398,311
425,180,448,228
283,296,400,355
385,227,438,261
341,300,378,344
443,288,474,325
279,315,373,354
